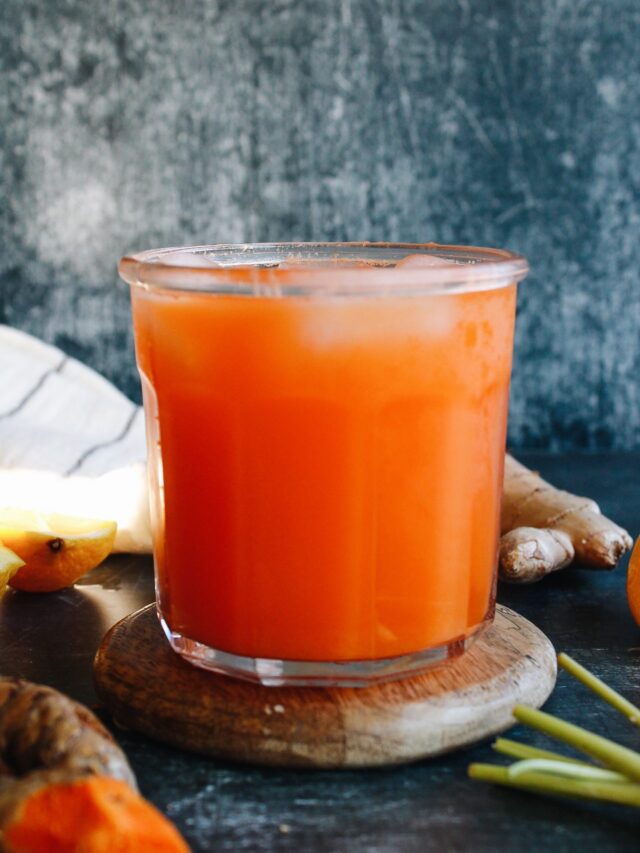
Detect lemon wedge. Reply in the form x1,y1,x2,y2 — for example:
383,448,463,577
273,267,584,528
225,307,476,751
0,509,117,593
0,544,25,596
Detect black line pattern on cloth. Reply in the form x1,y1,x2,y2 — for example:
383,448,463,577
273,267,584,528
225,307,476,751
64,405,141,476
0,356,69,420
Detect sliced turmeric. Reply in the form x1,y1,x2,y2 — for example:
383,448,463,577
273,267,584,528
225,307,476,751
0,678,189,852
500,455,633,583
3,776,189,853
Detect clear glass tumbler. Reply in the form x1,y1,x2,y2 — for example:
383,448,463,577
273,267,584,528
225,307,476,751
119,243,528,686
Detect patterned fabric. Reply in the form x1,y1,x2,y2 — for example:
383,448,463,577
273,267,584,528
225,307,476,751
0,325,151,553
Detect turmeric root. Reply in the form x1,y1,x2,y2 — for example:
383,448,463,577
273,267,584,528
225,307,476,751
2,776,189,853
500,455,633,583
0,678,188,852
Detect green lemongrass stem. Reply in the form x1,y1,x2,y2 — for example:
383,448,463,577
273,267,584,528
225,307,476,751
507,759,628,784
469,763,640,807
513,705,640,781
493,737,593,767
558,653,640,726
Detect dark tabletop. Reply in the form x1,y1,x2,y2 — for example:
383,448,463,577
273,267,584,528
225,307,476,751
2,452,639,852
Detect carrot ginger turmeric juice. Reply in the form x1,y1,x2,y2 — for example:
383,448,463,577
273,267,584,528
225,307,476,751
121,244,528,686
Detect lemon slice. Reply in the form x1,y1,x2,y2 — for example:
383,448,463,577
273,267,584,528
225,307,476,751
0,544,25,596
0,509,117,593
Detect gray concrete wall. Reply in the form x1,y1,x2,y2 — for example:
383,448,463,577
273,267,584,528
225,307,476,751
1,0,639,449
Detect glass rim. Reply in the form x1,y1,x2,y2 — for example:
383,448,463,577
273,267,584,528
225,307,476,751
119,241,529,296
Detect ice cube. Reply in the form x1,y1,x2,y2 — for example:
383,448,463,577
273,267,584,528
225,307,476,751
278,257,371,269
395,253,456,268
160,252,222,268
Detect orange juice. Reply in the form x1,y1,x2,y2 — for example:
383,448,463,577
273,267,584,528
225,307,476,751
121,244,527,685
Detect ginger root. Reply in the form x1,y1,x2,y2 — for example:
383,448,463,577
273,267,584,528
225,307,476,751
0,678,188,852
500,455,633,584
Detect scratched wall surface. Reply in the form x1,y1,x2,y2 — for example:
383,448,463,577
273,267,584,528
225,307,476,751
1,0,640,449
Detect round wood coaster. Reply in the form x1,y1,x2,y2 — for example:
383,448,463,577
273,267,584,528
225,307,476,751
94,604,556,769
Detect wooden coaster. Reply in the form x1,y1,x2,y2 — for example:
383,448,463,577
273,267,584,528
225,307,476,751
94,604,556,769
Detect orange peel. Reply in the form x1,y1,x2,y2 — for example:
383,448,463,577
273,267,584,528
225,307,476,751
0,509,116,593
627,537,640,628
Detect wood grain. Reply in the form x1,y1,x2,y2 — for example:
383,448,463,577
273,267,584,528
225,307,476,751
94,604,556,769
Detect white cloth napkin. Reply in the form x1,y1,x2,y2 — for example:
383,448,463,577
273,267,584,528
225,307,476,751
0,325,151,553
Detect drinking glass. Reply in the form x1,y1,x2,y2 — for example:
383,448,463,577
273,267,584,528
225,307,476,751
119,243,528,686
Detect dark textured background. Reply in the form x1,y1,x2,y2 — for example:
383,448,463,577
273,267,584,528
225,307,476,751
1,0,640,449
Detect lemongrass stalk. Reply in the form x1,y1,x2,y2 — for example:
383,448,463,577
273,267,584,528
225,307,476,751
507,759,627,783
558,653,640,726
493,737,592,767
469,763,640,807
513,705,640,781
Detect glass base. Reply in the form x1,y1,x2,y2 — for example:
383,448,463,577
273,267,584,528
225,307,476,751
160,615,490,687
